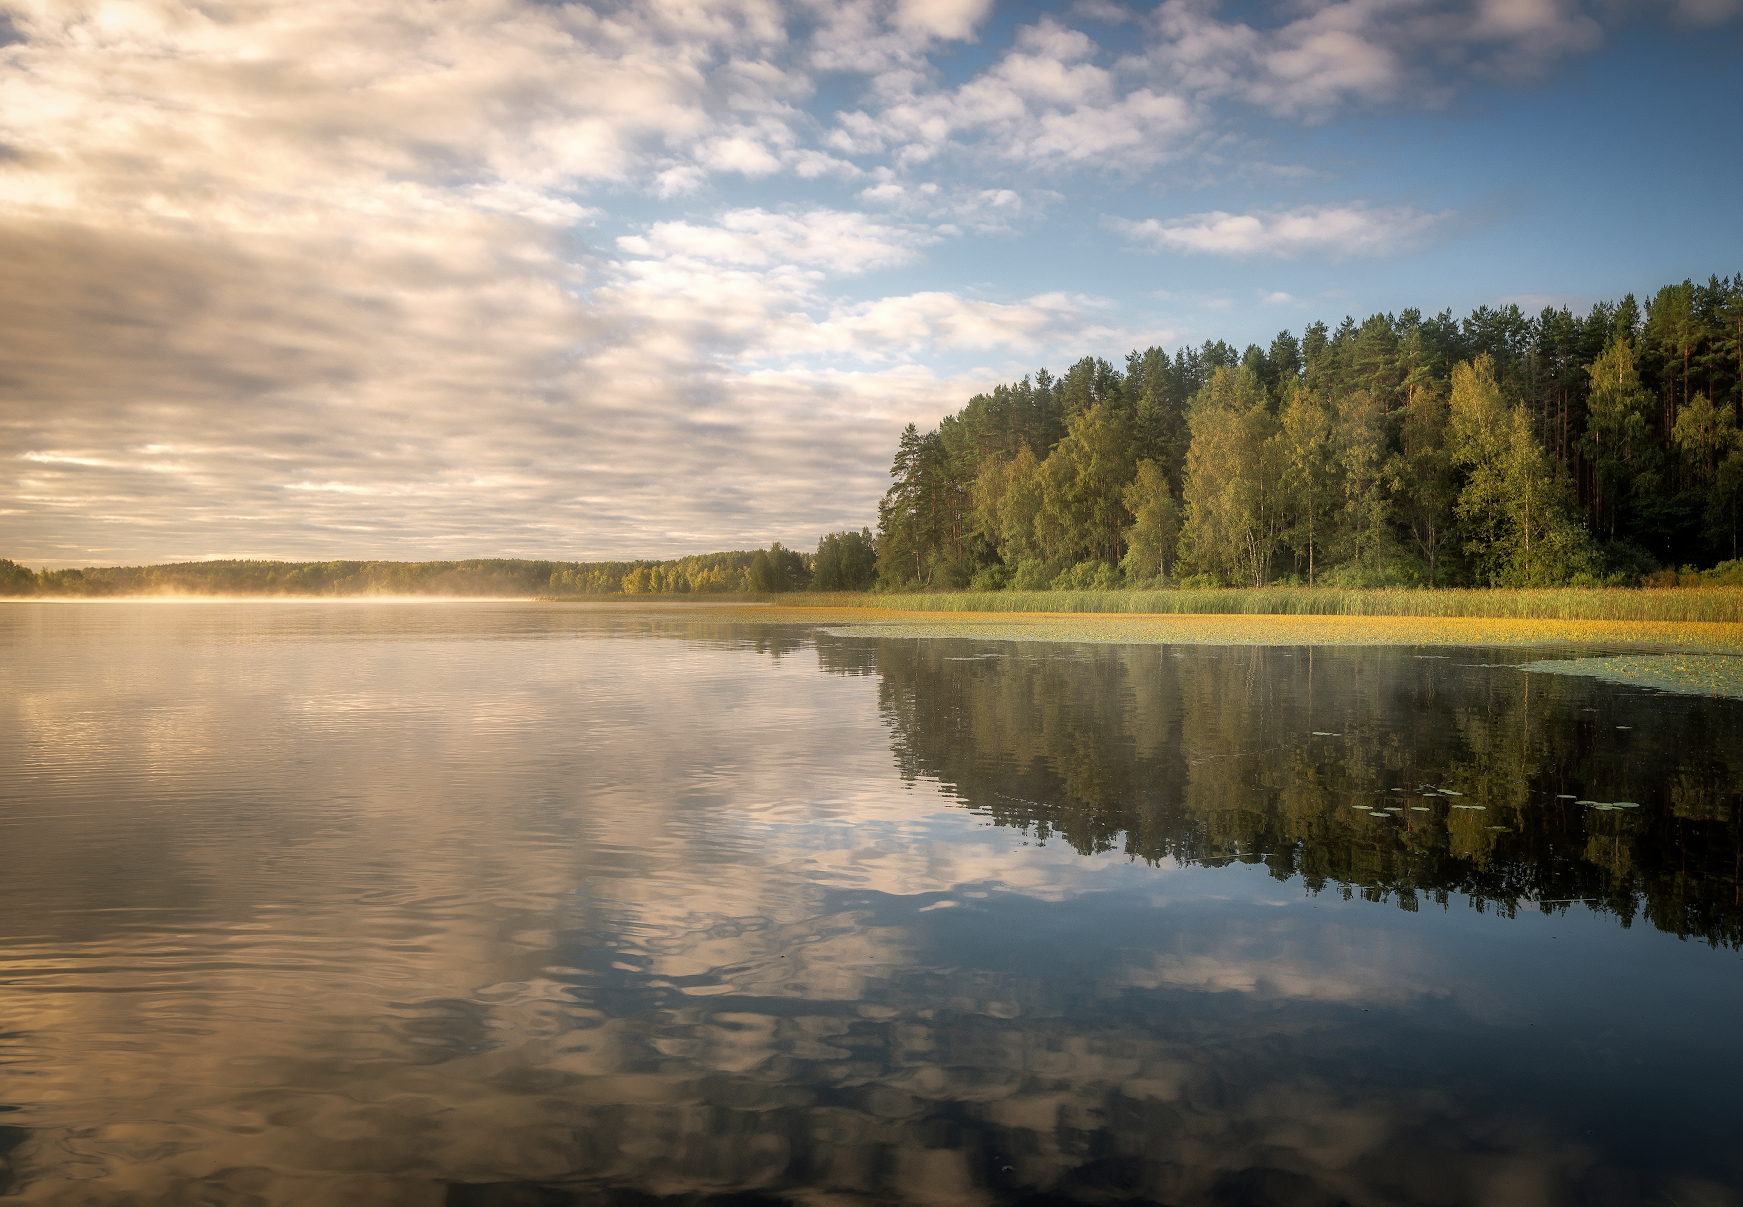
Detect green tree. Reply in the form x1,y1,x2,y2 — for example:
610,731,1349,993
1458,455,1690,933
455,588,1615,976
1035,402,1136,569
813,529,878,591
876,424,951,587
1179,366,1283,585
1451,356,1594,585
1672,391,1737,484
1449,355,1517,585
1672,392,1742,559
1580,338,1653,541
1644,281,1701,439
1276,388,1337,585
1711,450,1743,561
0,559,36,595
1119,460,1179,584
747,543,807,593
1395,375,1456,584
1332,388,1396,578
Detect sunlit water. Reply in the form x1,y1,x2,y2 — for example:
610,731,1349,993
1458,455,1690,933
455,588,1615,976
1,602,1739,1207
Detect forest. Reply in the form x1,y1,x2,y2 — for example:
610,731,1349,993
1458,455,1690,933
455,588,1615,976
877,274,1743,590
0,532,880,598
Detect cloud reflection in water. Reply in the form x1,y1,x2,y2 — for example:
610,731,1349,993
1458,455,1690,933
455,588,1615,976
0,602,1738,1205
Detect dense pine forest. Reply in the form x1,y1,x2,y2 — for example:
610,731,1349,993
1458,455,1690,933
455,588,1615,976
877,275,1743,590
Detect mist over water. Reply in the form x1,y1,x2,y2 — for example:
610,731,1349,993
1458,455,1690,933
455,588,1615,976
1,602,1739,1206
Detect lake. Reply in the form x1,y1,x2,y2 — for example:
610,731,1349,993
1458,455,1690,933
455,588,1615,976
2,601,1740,1206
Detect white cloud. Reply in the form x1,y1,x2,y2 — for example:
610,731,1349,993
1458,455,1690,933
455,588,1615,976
834,16,1201,169
617,208,938,275
1114,204,1455,257
806,0,995,76
892,0,996,41
827,291,1120,356
0,0,1734,567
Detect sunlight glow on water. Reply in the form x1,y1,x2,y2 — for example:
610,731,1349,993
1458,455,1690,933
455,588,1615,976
1,602,1739,1205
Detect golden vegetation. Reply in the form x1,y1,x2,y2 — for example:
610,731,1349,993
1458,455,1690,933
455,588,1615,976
794,585,1743,623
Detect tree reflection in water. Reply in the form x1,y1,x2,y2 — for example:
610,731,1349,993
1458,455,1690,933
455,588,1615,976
826,636,1742,948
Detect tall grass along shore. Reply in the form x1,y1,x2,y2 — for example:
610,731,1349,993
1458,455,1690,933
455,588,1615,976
781,587,1743,624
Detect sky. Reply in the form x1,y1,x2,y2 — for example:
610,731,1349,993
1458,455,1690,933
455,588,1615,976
2,0,1741,569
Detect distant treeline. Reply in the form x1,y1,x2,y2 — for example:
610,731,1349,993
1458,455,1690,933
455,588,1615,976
0,531,880,598
878,274,1743,590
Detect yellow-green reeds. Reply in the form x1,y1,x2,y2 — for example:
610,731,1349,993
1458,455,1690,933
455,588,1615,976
789,587,1743,623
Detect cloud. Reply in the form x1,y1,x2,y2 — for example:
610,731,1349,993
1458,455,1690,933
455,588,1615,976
1132,0,1609,119
617,209,939,275
833,16,1201,169
1113,204,1455,257
826,291,1122,356
892,0,996,41
1658,0,1743,23
0,0,1734,566
0,1,989,566
0,181,1101,568
807,0,996,76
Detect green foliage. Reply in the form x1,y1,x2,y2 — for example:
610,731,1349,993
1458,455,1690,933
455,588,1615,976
1037,402,1137,568
1276,387,1337,585
1449,356,1599,586
812,529,878,591
552,551,755,595
1580,337,1653,542
877,270,1743,592
1177,366,1284,585
747,542,809,593
0,558,38,595
876,423,969,589
1050,561,1122,591
1119,460,1178,585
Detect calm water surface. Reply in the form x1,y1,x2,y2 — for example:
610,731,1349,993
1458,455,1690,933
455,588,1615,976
1,602,1740,1207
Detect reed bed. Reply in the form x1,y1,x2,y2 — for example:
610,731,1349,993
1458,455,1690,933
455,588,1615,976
790,587,1743,624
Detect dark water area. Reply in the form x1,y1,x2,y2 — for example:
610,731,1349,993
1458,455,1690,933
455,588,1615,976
1,602,1739,1207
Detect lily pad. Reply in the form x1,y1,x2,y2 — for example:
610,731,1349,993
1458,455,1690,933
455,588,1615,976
1523,654,1743,699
